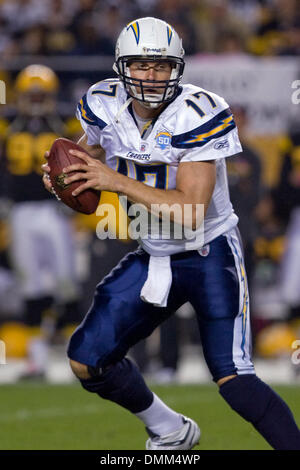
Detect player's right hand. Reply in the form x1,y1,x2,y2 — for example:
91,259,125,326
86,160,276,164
42,150,53,193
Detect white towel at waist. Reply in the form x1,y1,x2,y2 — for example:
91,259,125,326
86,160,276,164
140,255,172,307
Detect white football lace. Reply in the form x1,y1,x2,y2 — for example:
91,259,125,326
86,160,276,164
51,186,61,201
45,173,61,201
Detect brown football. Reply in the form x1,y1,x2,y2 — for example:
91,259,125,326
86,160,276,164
48,138,100,214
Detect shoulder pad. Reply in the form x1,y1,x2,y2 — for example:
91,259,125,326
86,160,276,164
77,81,117,129
172,86,235,149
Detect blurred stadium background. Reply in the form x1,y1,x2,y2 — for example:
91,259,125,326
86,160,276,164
0,0,300,450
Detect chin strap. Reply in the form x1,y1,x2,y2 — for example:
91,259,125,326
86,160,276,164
114,96,134,123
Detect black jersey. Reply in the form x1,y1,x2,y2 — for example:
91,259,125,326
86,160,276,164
1,115,64,202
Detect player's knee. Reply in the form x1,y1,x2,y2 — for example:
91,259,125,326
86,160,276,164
69,359,91,380
217,374,237,387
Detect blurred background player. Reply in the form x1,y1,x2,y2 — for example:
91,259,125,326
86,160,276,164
272,126,300,371
227,105,263,289
274,128,300,321
1,65,81,379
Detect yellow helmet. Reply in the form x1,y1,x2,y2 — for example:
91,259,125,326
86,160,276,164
15,64,59,94
255,323,297,358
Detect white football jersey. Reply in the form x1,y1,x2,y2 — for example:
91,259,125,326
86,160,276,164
76,79,242,256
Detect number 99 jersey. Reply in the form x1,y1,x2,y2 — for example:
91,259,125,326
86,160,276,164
77,79,243,256
1,115,63,202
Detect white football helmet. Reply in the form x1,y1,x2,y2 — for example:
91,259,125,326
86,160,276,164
113,17,185,108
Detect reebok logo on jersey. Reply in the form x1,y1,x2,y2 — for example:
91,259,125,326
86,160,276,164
214,139,229,150
127,151,151,161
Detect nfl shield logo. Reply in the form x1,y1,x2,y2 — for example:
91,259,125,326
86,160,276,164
140,143,146,152
198,244,210,257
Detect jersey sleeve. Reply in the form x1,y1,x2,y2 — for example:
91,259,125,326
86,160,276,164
171,90,242,162
76,85,109,146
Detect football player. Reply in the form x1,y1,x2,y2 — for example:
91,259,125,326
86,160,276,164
43,18,300,449
3,65,81,378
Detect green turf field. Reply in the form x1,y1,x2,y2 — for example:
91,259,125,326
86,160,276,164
0,383,299,450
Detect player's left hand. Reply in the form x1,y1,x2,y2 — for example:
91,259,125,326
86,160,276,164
63,149,122,196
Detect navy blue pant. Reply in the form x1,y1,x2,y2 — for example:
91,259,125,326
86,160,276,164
67,229,255,382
